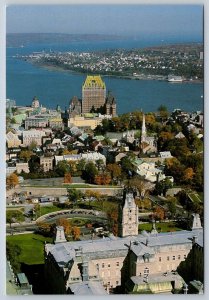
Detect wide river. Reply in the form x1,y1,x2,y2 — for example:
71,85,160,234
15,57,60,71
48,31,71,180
6,39,203,114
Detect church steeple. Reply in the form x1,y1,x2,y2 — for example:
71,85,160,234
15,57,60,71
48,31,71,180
141,114,147,143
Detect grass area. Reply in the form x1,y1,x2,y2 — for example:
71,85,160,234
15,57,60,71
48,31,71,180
39,205,63,217
7,233,53,265
139,221,185,233
65,184,121,189
70,218,91,227
188,192,201,203
77,199,118,214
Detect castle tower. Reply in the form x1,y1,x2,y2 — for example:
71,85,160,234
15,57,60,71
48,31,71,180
141,114,147,143
82,75,106,114
105,91,117,116
119,191,139,237
55,226,67,243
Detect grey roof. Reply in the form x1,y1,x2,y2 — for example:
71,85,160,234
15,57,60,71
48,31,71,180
69,281,107,295
130,272,183,285
46,228,203,265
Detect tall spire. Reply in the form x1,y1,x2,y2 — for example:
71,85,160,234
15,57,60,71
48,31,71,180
141,114,147,143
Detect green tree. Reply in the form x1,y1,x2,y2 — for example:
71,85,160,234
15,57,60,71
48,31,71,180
55,160,71,176
82,161,98,183
6,210,23,228
19,150,33,162
67,188,83,206
28,140,37,151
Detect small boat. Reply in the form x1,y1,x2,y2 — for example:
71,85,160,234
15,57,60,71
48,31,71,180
167,75,183,82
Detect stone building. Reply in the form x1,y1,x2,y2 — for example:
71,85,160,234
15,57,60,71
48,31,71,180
40,156,54,172
69,96,82,116
44,192,203,295
82,75,106,114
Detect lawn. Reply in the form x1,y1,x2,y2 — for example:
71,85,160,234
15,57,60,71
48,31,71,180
138,221,184,233
188,192,201,203
7,233,53,265
39,205,63,217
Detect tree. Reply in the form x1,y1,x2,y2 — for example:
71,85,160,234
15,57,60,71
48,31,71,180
120,152,136,177
183,168,195,183
76,159,86,172
56,218,71,235
82,161,98,183
6,242,21,273
128,176,154,199
95,172,111,185
154,206,165,221
19,150,33,162
28,155,43,174
28,140,37,151
6,173,19,189
95,159,105,171
64,173,72,184
72,226,80,240
67,188,83,206
36,222,52,236
55,160,71,176
158,105,169,120
154,178,173,196
107,208,118,236
167,198,177,218
6,210,23,228
107,163,122,183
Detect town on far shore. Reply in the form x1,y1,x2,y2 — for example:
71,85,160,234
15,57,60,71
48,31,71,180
6,74,203,295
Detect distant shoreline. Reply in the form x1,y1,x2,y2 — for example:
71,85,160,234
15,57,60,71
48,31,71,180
36,62,203,83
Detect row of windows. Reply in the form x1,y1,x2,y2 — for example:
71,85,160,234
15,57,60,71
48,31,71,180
98,261,120,268
159,254,187,262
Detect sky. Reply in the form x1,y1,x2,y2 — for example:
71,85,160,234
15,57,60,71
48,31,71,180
6,4,203,40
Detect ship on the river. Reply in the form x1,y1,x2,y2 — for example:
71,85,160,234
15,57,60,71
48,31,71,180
168,75,183,82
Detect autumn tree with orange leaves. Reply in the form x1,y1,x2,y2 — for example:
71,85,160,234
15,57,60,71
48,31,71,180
72,226,81,240
64,173,72,184
56,218,71,235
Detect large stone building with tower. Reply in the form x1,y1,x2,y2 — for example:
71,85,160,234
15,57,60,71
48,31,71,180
69,75,117,116
44,191,203,295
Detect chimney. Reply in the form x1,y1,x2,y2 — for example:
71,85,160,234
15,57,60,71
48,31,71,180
82,257,89,281
192,235,198,245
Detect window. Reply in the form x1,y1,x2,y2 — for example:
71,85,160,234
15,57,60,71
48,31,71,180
184,254,187,259
108,263,110,268
102,263,105,268
159,257,162,262
178,255,181,260
116,262,119,266
167,256,170,261
144,267,149,274
107,282,110,286
173,256,175,260
116,281,119,285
